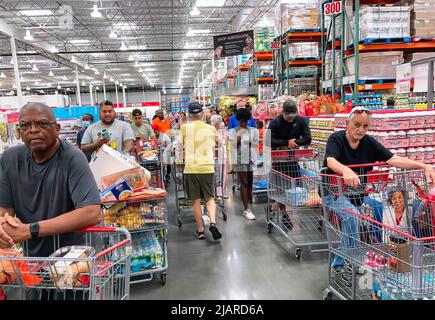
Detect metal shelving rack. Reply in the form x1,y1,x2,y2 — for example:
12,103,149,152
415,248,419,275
321,0,435,107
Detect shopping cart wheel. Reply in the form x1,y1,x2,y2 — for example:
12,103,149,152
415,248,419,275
322,289,333,300
295,248,302,260
222,209,228,221
160,273,167,285
267,223,273,234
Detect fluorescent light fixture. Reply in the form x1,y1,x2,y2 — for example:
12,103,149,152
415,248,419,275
32,64,39,72
186,29,211,37
128,55,134,61
142,73,146,77
91,4,102,18
40,90,44,94
190,6,200,16
120,42,127,51
73,79,77,84
69,39,90,44
57,84,61,90
13,83,16,89
138,68,143,73
115,80,119,85
19,10,53,16
24,29,34,41
34,80,39,85
71,55,78,63
26,86,30,91
109,78,114,82
0,72,6,78
94,69,100,75
49,70,54,77
84,63,90,70
63,75,67,81
134,61,139,67
9,58,14,65
96,86,100,90
196,0,225,6
81,80,86,86
113,22,138,31
20,76,24,82
66,88,71,91
109,30,118,38
103,72,108,79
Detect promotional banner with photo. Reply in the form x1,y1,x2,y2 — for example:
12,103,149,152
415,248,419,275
213,30,255,59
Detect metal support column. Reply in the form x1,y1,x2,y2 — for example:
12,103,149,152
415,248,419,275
122,85,127,111
10,37,23,107
428,61,434,108
103,80,107,100
202,66,206,108
89,84,94,106
115,83,120,107
75,66,81,106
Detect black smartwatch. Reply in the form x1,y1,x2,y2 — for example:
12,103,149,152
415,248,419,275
29,222,40,240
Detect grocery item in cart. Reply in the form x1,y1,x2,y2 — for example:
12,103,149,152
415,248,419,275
47,246,95,289
100,179,133,202
100,167,151,191
0,248,21,284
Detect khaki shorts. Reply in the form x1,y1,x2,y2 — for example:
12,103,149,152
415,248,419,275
184,173,215,201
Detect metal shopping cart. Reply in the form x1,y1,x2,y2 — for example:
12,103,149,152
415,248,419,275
320,165,435,300
266,149,328,260
0,226,131,300
173,145,228,228
101,168,168,286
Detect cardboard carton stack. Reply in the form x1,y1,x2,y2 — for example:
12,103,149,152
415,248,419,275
274,1,319,34
346,52,404,80
412,0,435,39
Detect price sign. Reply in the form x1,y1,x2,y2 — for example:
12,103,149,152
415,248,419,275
324,1,342,16
271,37,281,50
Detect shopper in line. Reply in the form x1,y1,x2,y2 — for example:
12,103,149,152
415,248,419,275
81,100,135,155
386,97,395,109
0,102,101,256
152,109,171,134
323,106,435,275
227,101,257,130
76,113,94,162
267,100,312,230
229,108,259,220
152,123,172,184
180,102,222,240
131,108,155,141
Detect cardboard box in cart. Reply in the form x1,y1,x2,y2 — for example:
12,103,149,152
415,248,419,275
90,144,140,189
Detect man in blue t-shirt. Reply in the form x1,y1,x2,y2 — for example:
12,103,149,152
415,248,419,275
227,102,256,130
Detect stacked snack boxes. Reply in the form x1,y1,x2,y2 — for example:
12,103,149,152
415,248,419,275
412,0,435,38
255,27,274,52
288,42,319,60
274,0,319,34
309,116,335,153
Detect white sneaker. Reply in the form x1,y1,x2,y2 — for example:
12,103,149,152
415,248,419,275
243,209,256,220
202,215,210,226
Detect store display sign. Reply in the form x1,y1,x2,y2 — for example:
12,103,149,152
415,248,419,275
213,30,255,59
396,62,412,94
7,112,19,124
271,37,281,51
324,1,342,16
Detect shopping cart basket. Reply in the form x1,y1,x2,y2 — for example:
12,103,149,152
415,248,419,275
101,193,168,285
320,164,435,300
0,226,131,300
266,149,327,260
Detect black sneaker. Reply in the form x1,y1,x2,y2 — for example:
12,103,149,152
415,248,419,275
282,214,293,230
209,223,222,240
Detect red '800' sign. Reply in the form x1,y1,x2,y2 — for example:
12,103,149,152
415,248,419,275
324,1,342,16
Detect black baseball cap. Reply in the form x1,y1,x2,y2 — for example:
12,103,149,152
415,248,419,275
282,100,298,116
188,101,203,114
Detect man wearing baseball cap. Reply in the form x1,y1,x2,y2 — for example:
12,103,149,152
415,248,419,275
267,100,312,230
179,101,222,241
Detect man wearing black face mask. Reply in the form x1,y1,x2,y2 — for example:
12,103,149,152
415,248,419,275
267,100,312,230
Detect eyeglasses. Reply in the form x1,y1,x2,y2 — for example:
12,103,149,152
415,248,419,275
18,120,56,131
349,107,372,118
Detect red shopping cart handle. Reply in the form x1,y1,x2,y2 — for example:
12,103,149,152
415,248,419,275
79,226,117,233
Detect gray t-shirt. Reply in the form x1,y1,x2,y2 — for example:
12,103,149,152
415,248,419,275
0,140,101,257
81,119,135,153
131,122,154,141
